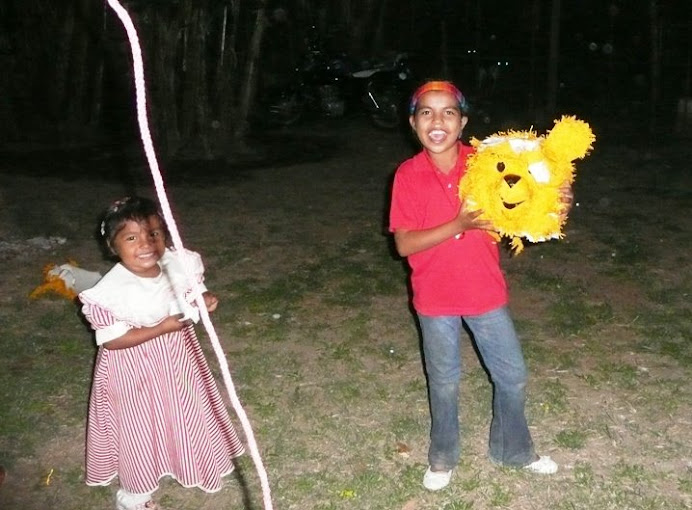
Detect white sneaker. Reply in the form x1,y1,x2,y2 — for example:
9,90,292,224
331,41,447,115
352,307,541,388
524,455,558,474
423,466,453,491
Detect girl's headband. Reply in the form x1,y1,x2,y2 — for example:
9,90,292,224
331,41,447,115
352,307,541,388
100,197,130,237
409,81,467,114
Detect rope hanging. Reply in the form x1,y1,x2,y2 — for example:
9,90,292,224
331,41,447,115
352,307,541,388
104,1,273,508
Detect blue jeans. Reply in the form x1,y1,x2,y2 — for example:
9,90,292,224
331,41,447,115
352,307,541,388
418,306,535,469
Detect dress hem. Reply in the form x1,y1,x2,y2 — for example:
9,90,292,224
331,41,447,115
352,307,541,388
85,457,242,495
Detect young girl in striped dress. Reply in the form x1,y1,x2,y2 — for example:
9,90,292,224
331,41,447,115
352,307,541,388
79,197,244,510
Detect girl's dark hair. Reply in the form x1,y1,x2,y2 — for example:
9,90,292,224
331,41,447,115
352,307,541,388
99,196,168,254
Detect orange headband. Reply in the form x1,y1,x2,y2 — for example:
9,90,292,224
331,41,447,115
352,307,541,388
409,81,467,114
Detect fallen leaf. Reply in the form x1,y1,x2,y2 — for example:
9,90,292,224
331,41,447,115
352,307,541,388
395,441,411,455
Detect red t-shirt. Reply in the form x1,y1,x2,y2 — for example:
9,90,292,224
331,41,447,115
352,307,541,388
389,143,508,316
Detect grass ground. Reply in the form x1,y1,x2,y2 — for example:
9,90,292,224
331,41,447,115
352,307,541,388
0,117,691,509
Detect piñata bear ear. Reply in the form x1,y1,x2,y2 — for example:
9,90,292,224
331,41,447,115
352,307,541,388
544,115,595,162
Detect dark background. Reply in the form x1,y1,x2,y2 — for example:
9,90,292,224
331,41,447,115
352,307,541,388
0,0,690,158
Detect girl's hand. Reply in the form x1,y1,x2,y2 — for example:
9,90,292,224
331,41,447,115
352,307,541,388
103,314,192,350
203,292,219,313
163,314,193,332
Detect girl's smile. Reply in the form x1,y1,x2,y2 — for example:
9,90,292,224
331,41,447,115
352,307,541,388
110,216,167,277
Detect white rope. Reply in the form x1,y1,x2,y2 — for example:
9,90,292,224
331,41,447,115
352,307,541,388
104,2,273,508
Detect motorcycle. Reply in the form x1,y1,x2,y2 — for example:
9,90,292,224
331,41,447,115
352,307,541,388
350,52,415,129
260,29,352,127
260,45,415,130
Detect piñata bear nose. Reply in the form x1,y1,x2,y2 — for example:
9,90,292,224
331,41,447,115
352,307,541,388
504,175,521,188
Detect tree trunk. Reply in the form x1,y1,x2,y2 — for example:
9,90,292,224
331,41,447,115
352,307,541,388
528,0,541,116
372,0,388,56
233,1,267,143
212,3,240,153
65,0,92,130
546,0,561,120
674,21,692,137
649,0,661,137
89,0,108,128
179,4,211,158
352,0,378,58
439,19,449,78
439,0,451,78
54,1,75,126
147,10,181,157
473,0,482,92
214,5,230,103
0,2,14,137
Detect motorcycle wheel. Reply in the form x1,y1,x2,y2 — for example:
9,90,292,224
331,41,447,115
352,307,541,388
267,90,303,126
368,87,402,130
371,106,400,129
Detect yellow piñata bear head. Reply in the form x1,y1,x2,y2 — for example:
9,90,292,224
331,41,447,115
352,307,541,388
459,115,595,253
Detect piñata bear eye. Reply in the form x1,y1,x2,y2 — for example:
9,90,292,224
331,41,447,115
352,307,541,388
496,162,505,172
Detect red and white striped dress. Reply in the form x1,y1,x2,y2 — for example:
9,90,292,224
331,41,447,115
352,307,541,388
79,249,244,494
